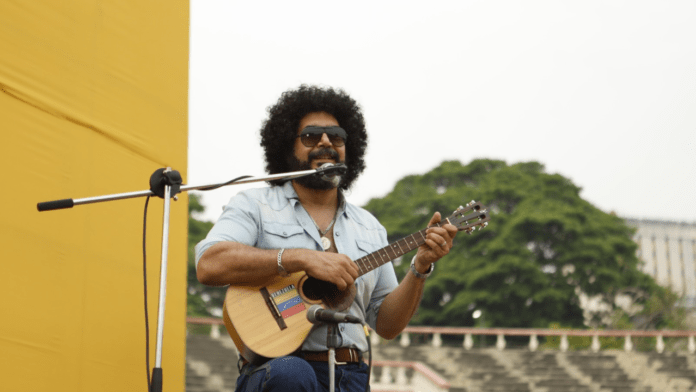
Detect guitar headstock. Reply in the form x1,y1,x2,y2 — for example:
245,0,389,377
445,200,490,235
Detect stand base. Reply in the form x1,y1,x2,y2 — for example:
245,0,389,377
150,367,162,392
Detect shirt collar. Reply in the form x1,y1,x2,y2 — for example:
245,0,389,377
281,181,347,215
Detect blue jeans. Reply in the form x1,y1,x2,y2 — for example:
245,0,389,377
235,356,370,392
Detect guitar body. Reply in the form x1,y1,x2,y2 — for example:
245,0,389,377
222,271,355,364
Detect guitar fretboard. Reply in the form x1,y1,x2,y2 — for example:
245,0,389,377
354,222,444,276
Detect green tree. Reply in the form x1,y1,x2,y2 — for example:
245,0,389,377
187,193,226,317
363,159,663,329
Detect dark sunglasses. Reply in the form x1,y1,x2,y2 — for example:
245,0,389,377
297,126,347,147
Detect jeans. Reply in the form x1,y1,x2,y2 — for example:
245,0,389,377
235,356,370,392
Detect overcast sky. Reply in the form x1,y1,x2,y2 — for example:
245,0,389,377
188,1,696,224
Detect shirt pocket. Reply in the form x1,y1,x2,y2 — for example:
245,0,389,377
259,222,307,249
355,238,383,259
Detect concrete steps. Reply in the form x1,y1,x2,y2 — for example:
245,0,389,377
185,335,696,392
186,334,240,392
564,352,651,392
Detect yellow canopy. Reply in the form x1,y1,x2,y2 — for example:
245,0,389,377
1,2,189,391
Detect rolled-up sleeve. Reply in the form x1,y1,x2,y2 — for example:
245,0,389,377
363,227,399,330
194,192,259,268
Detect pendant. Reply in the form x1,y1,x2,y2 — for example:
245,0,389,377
321,236,331,251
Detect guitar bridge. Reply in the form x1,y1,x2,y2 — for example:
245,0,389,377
260,287,287,330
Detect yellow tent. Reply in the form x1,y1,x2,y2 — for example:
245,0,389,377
1,2,189,391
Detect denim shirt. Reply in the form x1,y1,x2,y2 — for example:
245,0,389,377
195,182,399,352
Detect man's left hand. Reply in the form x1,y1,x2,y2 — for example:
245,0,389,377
414,212,458,272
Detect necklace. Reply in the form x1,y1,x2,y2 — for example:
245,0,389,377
308,209,339,251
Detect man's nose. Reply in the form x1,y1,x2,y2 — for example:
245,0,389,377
316,133,333,147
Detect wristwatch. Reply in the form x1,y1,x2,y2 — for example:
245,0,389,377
410,256,434,279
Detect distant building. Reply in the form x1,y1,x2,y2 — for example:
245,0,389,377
625,218,696,308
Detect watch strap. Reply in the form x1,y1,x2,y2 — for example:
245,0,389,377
410,255,433,279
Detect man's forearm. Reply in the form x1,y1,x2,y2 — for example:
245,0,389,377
197,242,314,286
375,269,427,340
197,242,278,286
197,243,359,290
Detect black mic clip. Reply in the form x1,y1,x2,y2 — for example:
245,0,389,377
315,163,347,176
306,305,363,325
149,168,183,199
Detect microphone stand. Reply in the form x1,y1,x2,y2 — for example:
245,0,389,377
36,165,346,392
326,323,341,392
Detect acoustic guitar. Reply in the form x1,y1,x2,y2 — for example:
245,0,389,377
222,201,490,364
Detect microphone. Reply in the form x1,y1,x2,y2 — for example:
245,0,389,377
317,163,347,175
306,305,363,324
317,163,346,187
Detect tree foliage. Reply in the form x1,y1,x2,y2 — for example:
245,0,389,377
187,193,225,317
363,159,664,329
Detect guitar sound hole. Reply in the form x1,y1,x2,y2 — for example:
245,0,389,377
302,276,340,301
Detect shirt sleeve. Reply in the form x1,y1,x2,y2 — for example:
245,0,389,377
194,192,260,268
363,224,399,330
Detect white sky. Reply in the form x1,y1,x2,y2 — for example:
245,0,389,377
188,1,696,224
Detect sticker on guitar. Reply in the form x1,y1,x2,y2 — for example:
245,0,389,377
271,285,306,319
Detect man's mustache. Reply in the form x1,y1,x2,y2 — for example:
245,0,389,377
308,148,339,161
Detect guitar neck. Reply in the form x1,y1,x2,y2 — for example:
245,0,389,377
354,223,441,276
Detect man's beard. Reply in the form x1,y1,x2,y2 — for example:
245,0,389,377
288,148,344,190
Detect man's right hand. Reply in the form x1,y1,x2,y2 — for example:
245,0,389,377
293,249,359,291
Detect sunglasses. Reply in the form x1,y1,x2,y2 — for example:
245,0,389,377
297,126,347,147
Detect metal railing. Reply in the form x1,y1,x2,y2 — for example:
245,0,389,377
187,317,696,354
186,317,696,391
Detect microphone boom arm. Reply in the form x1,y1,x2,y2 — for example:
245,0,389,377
36,164,347,211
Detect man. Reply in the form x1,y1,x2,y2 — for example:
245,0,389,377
195,85,457,392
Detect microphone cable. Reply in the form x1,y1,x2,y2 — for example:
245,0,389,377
362,322,372,392
143,195,151,391
195,175,253,192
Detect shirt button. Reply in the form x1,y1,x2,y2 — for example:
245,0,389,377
340,326,345,331
283,232,287,236
335,232,340,236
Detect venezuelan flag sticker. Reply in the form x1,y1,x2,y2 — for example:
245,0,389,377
271,285,306,319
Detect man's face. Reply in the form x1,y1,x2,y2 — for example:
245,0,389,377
290,111,346,189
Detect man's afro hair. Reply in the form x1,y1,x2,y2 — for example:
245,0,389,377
260,85,368,190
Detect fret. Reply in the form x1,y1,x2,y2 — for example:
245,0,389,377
395,240,405,254
409,233,420,248
388,244,398,259
369,254,378,268
358,257,369,272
